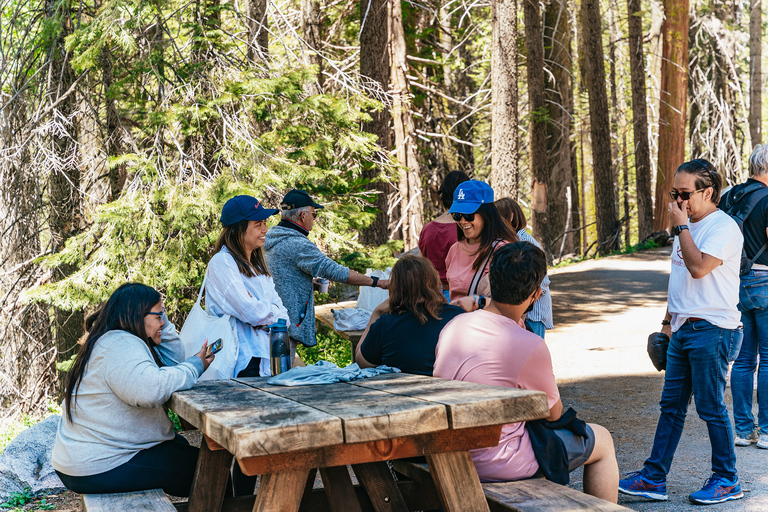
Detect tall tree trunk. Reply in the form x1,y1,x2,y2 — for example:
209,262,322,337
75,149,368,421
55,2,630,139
581,0,619,254
653,0,689,231
389,0,423,250
247,0,269,61
360,0,392,246
524,0,551,261
491,0,519,199
47,0,84,390
544,0,574,257
749,0,761,147
102,47,125,200
301,0,322,93
627,0,654,240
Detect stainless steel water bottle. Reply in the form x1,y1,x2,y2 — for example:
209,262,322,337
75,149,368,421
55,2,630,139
269,319,291,376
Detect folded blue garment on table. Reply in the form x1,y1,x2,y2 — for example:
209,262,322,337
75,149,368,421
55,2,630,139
267,360,400,386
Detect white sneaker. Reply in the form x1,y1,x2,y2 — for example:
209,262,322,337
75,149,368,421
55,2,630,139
757,434,768,449
735,431,759,446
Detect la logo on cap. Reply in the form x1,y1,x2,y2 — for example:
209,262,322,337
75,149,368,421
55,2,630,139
457,189,465,200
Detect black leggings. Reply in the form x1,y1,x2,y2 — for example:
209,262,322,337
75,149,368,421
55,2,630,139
56,434,198,497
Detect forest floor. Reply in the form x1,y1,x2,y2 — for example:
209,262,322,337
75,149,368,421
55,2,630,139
17,247,768,511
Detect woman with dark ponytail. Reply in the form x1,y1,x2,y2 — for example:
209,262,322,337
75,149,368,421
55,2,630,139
52,283,213,497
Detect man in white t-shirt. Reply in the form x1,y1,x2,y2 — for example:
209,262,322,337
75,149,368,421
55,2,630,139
619,159,745,505
435,242,619,503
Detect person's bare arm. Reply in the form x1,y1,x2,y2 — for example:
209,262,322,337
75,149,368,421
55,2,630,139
347,270,389,290
548,398,563,422
354,299,389,368
662,307,672,338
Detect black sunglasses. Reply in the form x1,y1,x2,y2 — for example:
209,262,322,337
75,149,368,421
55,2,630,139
451,212,475,222
668,188,708,201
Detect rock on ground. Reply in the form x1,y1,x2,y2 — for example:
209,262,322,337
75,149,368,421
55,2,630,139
0,415,65,500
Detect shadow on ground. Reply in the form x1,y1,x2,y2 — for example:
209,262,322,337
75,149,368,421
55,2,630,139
559,374,768,511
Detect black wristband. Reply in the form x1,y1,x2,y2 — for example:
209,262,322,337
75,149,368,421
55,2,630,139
371,276,379,288
661,319,671,326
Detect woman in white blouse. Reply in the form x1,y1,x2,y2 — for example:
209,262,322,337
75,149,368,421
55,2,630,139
205,195,290,379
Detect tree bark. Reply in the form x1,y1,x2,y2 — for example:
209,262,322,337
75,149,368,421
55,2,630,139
301,0,322,93
490,0,519,199
247,0,269,61
581,0,620,254
360,0,393,246
389,0,424,250
524,0,552,261
749,0,761,147
653,0,689,231
544,0,574,257
627,0,654,240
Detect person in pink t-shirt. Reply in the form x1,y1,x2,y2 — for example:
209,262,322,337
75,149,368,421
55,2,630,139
444,180,518,300
434,242,619,503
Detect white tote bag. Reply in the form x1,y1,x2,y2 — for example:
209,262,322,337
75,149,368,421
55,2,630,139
180,269,239,380
356,268,391,311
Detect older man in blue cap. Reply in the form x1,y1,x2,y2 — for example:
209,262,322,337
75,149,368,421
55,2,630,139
265,189,389,360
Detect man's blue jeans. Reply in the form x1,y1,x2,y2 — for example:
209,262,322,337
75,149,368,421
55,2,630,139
731,270,768,437
642,320,742,481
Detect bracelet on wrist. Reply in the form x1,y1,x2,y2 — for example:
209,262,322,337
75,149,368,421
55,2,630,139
661,319,671,326
370,276,379,288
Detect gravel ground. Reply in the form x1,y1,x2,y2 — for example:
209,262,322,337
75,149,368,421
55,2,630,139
548,247,768,511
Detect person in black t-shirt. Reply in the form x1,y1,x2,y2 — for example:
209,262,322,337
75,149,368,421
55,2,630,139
355,255,465,375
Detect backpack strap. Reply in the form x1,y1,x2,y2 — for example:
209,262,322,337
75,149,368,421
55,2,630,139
468,239,502,296
721,183,768,274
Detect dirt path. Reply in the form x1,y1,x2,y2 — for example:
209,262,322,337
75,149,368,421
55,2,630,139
549,247,767,511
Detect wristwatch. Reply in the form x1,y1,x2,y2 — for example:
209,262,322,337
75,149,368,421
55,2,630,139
661,319,671,326
473,295,486,310
671,224,689,237
370,276,379,288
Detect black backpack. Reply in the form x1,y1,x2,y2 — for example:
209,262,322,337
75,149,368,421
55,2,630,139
719,181,768,275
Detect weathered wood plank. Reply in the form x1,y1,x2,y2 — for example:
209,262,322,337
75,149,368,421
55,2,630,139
352,462,409,512
319,466,363,512
426,451,489,512
188,437,232,512
169,380,343,458
236,424,501,475
252,469,311,512
352,373,549,429
82,489,175,512
236,379,448,443
483,479,630,512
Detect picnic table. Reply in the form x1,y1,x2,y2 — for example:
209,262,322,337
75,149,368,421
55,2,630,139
169,372,549,512
314,300,365,352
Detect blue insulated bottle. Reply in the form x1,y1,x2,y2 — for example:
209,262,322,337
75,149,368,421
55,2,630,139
269,319,291,376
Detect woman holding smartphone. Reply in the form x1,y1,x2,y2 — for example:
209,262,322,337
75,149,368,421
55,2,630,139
52,283,213,496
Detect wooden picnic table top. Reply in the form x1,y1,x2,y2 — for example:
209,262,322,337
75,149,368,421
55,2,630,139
314,300,364,343
171,373,549,512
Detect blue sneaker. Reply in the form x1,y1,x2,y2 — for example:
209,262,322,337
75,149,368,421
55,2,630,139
688,475,744,505
618,470,668,501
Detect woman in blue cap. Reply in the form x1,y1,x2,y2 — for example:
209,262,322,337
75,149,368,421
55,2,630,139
445,180,518,303
205,195,290,379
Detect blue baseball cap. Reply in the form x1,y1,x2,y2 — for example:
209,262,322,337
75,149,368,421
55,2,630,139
220,195,279,226
448,180,494,214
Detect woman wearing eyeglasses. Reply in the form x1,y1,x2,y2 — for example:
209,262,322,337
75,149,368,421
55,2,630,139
52,283,214,496
619,159,746,505
444,180,518,302
204,195,290,379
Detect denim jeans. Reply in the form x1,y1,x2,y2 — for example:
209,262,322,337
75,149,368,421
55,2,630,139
642,320,743,481
731,270,768,437
525,319,546,339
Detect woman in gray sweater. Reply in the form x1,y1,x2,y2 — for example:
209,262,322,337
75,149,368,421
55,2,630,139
51,283,213,496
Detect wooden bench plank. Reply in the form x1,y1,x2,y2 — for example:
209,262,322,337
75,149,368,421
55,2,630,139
392,460,631,512
236,379,449,443
82,489,175,512
168,379,343,458
351,373,549,429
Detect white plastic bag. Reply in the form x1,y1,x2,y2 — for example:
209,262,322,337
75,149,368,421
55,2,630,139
180,269,239,380
356,268,391,311
332,308,372,331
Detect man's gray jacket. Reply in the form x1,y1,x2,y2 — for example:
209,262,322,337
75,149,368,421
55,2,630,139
265,222,350,347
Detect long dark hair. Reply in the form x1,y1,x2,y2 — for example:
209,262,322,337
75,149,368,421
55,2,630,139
64,283,162,422
214,219,270,277
439,171,470,210
494,197,527,231
386,255,446,324
676,159,722,206
457,203,519,270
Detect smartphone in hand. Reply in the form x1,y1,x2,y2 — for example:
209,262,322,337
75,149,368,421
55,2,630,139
206,338,223,357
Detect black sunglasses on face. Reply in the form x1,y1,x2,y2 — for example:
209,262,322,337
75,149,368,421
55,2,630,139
451,212,475,222
668,188,708,201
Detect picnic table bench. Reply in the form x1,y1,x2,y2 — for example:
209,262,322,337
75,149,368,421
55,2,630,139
167,372,549,511
314,300,365,353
